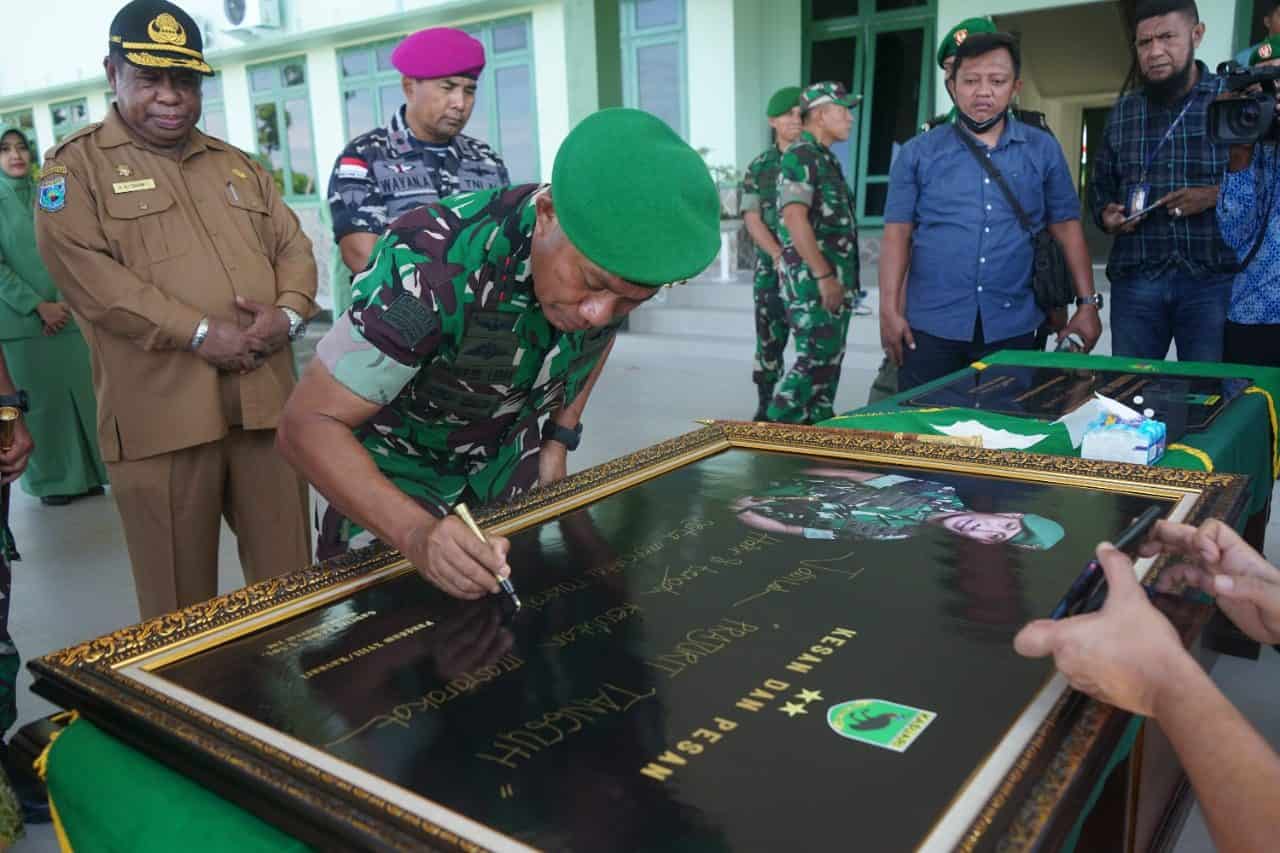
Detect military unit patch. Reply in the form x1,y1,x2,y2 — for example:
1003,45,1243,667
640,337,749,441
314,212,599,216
827,698,936,753
381,292,439,349
38,176,67,212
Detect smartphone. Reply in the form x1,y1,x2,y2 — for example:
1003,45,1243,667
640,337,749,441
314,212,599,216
1121,199,1165,224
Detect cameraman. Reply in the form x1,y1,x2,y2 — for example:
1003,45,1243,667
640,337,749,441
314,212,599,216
1217,35,1280,367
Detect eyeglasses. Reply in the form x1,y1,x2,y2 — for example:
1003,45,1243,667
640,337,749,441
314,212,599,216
1134,31,1183,52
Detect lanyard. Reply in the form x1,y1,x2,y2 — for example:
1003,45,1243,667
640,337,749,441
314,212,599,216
1140,95,1195,182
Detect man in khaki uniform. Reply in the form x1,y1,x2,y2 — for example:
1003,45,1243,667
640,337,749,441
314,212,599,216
35,0,317,619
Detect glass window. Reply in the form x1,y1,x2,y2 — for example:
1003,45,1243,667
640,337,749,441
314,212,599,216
635,0,680,29
343,89,376,138
634,42,683,133
864,28,924,179
337,38,403,138
250,67,277,92
875,0,925,10
200,74,226,139
336,18,541,182
50,98,89,143
621,0,687,138
0,110,35,136
492,21,528,53
495,65,536,183
248,57,317,199
811,0,860,21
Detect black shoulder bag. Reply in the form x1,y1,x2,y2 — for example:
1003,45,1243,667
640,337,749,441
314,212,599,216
953,126,1074,312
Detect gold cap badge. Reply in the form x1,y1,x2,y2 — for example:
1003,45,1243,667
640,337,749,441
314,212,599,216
954,28,969,46
147,13,187,47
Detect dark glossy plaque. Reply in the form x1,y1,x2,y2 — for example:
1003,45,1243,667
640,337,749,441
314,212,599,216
29,424,1248,852
904,364,1251,443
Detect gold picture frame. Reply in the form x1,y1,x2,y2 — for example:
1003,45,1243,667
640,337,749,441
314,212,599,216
30,422,1247,851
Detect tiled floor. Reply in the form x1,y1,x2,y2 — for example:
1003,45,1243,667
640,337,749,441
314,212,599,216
8,296,1272,851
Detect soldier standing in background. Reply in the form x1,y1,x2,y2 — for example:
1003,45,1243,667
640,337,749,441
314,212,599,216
741,86,802,421
327,27,509,282
768,82,862,425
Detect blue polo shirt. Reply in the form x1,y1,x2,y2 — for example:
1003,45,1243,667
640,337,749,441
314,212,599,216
885,117,1081,342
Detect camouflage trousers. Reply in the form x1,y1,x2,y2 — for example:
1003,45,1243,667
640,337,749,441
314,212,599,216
752,260,789,390
767,262,855,425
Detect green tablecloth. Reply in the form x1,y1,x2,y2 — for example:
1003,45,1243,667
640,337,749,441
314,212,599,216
38,351,1276,851
825,350,1280,517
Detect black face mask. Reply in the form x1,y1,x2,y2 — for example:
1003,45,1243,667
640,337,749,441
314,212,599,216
956,109,1003,134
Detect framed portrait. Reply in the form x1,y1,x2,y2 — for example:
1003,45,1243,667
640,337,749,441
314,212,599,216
30,423,1247,852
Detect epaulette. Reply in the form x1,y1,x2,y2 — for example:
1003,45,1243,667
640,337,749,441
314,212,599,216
46,121,103,158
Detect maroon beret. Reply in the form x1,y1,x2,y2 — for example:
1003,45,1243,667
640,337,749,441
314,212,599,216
391,27,486,79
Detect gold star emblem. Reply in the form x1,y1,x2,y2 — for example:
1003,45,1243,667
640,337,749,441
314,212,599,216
795,689,823,704
779,701,808,718
115,164,132,177
231,168,249,180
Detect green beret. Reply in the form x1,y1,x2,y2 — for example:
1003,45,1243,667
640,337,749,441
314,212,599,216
1251,34,1280,65
937,17,996,68
551,108,720,287
1008,513,1065,551
766,86,802,118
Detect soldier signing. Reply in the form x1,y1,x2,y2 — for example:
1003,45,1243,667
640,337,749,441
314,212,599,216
327,27,509,285
741,87,803,421
768,82,863,425
279,109,720,601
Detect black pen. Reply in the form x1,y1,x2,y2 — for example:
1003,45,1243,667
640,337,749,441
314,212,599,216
1050,505,1165,620
453,502,522,610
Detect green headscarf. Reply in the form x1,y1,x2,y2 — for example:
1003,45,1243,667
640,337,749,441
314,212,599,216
0,125,38,208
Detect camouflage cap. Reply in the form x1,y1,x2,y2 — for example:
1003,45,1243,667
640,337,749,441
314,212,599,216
1251,34,1280,65
937,17,997,68
766,86,803,118
551,108,720,287
109,0,213,76
799,81,862,114
1008,513,1065,550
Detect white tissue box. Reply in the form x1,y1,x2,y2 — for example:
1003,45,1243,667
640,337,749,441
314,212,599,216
1081,416,1167,465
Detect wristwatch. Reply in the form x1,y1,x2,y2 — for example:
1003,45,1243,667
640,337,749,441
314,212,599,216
280,306,308,342
1075,294,1105,310
0,391,29,412
541,420,583,451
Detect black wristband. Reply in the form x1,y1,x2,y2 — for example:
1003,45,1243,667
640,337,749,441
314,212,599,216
541,420,583,451
815,271,836,281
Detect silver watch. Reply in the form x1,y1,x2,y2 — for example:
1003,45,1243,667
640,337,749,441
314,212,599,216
189,316,210,351
280,307,307,341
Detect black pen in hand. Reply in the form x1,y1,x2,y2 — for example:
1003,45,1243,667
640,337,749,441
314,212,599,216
1050,505,1165,620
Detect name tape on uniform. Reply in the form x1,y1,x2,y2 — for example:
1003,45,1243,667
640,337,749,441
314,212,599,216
112,179,157,194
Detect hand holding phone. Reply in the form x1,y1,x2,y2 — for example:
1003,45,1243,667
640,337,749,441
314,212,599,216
1122,198,1166,224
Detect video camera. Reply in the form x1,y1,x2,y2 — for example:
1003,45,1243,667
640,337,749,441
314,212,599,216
1208,61,1280,145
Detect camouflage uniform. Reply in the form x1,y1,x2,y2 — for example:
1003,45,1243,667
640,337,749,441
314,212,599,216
327,104,509,247
768,130,859,424
314,185,618,558
741,474,966,541
740,146,789,397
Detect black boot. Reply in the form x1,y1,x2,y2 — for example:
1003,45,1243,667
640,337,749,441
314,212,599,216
752,385,774,422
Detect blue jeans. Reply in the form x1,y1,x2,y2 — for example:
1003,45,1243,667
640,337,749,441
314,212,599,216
1109,270,1233,362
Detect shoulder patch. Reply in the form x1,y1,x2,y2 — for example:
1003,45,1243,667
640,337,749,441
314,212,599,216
381,292,439,349
38,175,67,212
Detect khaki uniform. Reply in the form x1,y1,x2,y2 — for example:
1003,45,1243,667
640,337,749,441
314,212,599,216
35,107,316,618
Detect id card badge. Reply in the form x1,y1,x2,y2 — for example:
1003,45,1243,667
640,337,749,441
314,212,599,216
1128,184,1150,216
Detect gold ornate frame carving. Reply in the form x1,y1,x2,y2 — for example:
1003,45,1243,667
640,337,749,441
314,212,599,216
30,422,1247,851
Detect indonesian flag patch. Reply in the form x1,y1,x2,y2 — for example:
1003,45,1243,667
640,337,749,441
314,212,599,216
337,156,370,179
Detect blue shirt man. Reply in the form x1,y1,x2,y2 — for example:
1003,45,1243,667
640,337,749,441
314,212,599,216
1090,1,1234,363
880,33,1097,391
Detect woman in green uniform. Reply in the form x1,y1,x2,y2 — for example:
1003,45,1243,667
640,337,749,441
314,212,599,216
0,126,106,508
